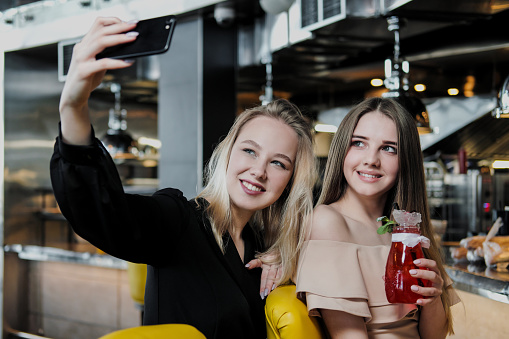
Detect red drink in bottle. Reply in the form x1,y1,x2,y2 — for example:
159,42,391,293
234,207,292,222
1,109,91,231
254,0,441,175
383,210,431,304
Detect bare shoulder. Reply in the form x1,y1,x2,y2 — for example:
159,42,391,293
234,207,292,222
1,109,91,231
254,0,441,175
309,204,348,241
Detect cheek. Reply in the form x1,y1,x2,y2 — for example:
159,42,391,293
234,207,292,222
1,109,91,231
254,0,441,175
389,158,399,175
272,170,293,194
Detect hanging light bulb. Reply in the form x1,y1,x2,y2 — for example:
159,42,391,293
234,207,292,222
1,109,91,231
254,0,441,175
101,83,139,160
381,16,432,134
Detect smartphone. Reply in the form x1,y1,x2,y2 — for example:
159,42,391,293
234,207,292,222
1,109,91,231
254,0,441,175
96,15,177,60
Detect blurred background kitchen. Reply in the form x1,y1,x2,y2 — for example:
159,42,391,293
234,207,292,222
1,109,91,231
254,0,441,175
2,0,509,338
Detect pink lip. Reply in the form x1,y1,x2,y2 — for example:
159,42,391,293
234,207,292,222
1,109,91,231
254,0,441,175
357,171,382,183
240,179,265,195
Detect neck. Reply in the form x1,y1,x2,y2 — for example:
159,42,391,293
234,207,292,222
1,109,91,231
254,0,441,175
230,208,252,240
338,189,388,225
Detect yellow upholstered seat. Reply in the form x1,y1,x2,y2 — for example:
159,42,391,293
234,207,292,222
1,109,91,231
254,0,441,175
265,284,325,339
127,262,147,309
98,324,206,339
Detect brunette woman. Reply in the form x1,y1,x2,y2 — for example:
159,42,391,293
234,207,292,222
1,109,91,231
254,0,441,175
50,17,317,339
296,97,459,338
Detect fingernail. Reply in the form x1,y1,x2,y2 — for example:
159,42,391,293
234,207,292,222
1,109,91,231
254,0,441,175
409,269,417,275
411,285,419,292
271,284,275,291
245,263,250,268
125,31,139,37
123,59,135,64
260,292,265,300
126,19,139,24
416,299,423,305
264,289,268,297
413,259,421,265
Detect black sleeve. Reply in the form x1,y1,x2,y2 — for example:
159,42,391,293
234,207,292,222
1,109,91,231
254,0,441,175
49,124,189,265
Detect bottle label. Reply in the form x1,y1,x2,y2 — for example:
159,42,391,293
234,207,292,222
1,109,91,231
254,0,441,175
391,233,430,248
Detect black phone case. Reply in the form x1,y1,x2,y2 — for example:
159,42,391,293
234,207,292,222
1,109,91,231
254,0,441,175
96,15,177,60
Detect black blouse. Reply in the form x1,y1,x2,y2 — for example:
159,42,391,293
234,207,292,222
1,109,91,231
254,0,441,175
50,127,266,339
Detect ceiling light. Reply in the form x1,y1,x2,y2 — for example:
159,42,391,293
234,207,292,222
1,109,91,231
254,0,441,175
381,16,431,135
315,124,338,133
492,75,509,118
371,78,383,87
414,84,426,92
448,88,459,96
493,160,509,169
138,137,162,149
101,83,139,160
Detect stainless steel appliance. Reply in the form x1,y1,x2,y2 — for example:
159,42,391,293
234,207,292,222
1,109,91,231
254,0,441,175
425,162,496,241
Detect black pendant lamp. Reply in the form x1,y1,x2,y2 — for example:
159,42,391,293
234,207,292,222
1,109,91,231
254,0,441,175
101,83,139,160
492,74,509,118
381,16,432,134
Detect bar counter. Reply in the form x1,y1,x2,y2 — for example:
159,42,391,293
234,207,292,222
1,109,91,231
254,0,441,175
4,243,127,269
445,257,509,304
4,243,509,302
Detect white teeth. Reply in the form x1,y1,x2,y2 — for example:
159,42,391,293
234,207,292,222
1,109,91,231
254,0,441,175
359,172,379,179
242,181,262,192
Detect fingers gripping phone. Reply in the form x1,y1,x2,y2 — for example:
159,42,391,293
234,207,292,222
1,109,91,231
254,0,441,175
97,15,177,60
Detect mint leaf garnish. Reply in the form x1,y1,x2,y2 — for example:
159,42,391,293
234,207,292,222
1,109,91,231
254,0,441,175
376,216,397,234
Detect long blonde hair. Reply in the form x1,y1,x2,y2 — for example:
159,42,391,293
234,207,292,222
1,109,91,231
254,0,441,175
318,97,455,334
198,99,317,284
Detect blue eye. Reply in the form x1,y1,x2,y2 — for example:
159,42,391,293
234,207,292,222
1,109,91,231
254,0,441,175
272,160,287,170
243,148,256,156
351,140,364,147
383,145,397,154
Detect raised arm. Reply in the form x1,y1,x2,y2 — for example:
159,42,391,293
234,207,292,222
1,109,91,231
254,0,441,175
59,17,138,145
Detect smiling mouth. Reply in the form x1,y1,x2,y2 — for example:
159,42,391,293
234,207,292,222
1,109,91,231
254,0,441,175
241,180,264,192
358,172,381,179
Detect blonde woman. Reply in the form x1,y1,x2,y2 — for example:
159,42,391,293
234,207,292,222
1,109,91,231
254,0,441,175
296,97,459,338
51,17,317,339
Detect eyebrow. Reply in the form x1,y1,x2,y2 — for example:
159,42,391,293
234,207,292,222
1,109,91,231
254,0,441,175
241,139,294,164
352,135,398,146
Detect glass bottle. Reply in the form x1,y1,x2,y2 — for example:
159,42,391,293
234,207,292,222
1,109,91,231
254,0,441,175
384,211,431,304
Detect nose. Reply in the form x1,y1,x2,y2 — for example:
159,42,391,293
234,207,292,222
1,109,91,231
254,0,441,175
363,149,381,167
250,160,267,180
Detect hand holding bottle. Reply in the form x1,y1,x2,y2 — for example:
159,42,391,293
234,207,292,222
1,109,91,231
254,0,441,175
409,258,444,306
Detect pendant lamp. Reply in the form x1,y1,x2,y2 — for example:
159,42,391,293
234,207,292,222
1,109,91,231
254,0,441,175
381,16,432,134
492,74,509,118
101,83,139,160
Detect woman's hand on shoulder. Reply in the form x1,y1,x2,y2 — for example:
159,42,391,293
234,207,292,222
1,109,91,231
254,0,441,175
245,253,281,299
410,258,444,306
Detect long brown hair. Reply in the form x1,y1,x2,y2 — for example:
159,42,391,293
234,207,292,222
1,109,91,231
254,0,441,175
318,97,455,334
198,98,317,284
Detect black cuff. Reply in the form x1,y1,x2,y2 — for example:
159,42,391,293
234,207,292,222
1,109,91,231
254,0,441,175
56,122,107,165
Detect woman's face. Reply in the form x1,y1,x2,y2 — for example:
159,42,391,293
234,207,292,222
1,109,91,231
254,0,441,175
226,116,298,220
343,111,399,201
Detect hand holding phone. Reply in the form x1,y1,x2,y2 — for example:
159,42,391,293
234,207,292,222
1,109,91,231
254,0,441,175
96,15,177,60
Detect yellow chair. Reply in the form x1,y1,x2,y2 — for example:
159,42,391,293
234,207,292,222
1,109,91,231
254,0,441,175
126,262,147,310
265,284,325,339
98,324,206,339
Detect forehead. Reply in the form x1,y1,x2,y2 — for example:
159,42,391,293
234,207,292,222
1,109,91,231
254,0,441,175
354,111,397,136
236,116,299,158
